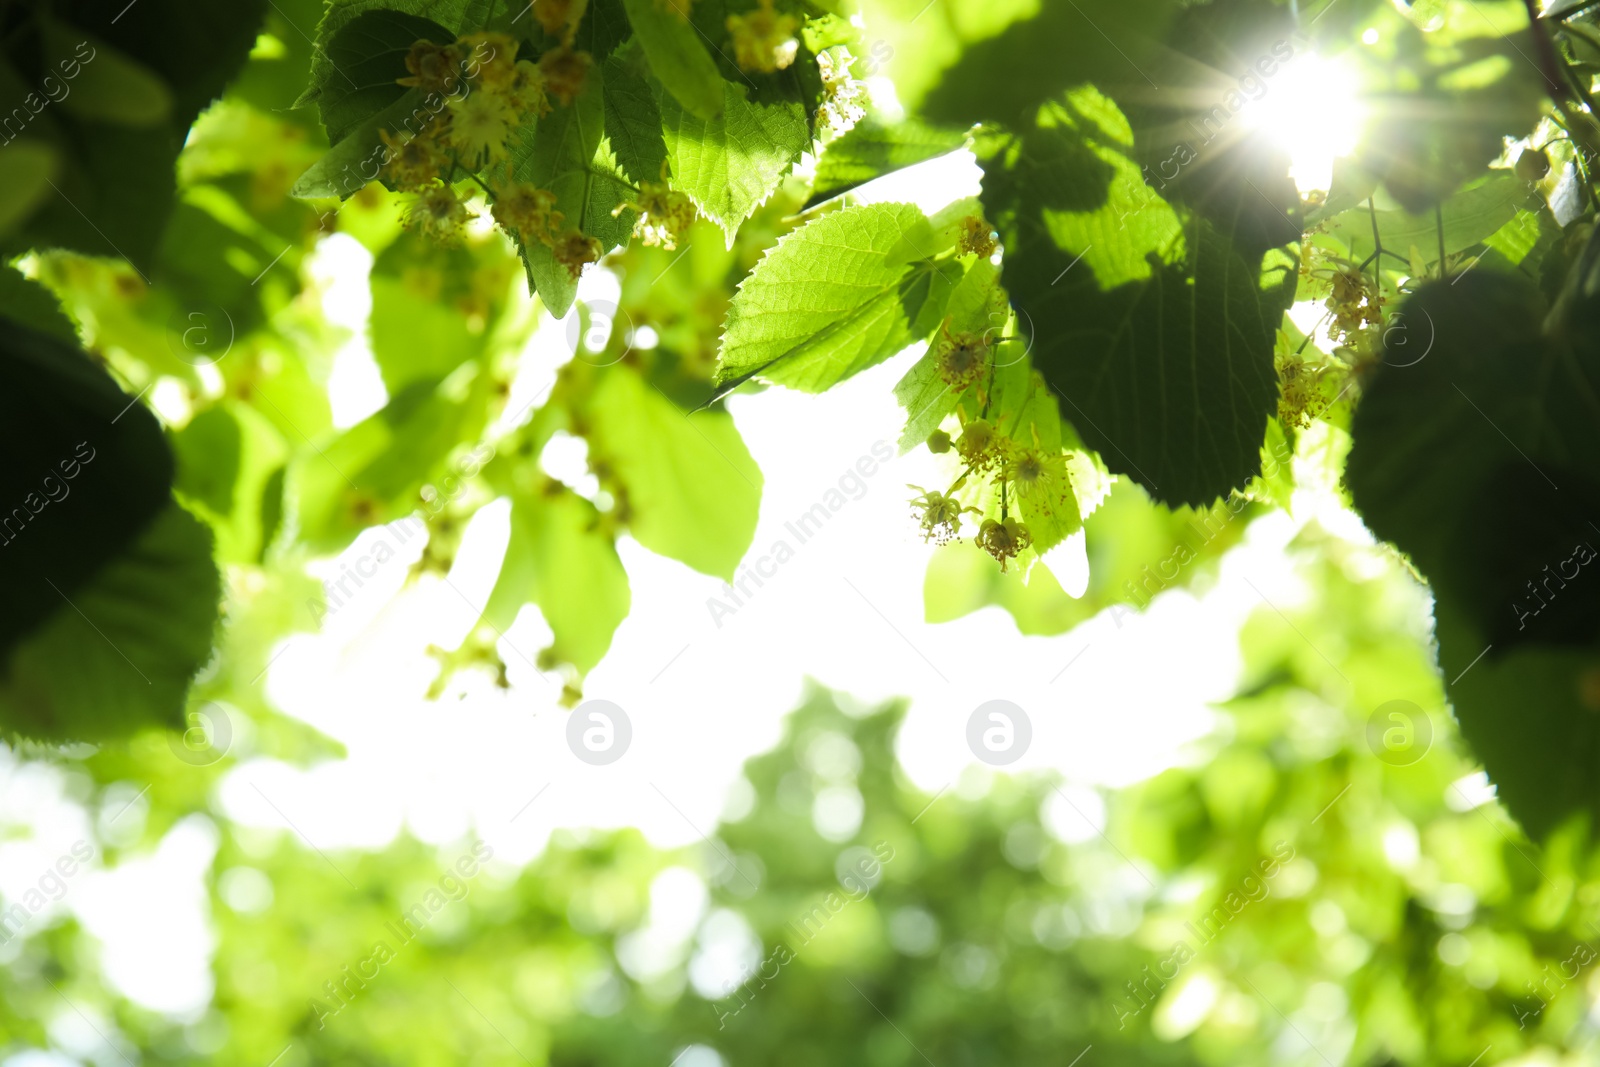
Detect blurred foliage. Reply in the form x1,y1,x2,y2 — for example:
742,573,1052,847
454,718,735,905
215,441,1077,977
6,523,1600,1066
4,0,1600,1061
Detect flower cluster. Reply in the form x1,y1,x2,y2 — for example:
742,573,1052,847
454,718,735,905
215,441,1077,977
817,48,866,134
532,0,588,42
1325,267,1382,344
909,410,1074,571
957,214,997,260
613,177,698,249
727,0,799,73
379,32,606,275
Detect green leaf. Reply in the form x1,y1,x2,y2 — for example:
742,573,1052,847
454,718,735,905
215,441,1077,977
0,140,57,240
805,116,967,208
512,66,630,317
585,365,761,581
298,0,476,130
484,490,630,672
621,0,724,120
0,319,175,662
293,369,493,553
657,76,811,242
45,23,172,127
981,86,1296,507
1353,22,1545,212
0,266,76,342
893,257,1002,451
369,232,504,392
603,53,669,186
1347,261,1600,838
918,0,1171,129
0,502,220,743
1322,174,1538,267
291,87,428,200
174,408,243,517
310,9,449,142
718,202,956,392
11,0,267,267
174,403,291,565
924,479,1257,634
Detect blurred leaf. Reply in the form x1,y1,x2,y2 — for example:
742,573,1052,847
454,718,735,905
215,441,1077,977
0,502,219,742
585,364,760,580
0,318,175,661
485,488,631,672
1347,258,1600,837
621,0,725,120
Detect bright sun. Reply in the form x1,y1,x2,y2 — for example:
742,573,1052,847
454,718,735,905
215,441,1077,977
1238,51,1365,195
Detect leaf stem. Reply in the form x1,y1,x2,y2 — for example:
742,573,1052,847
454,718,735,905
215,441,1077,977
1366,197,1384,323
1435,202,1447,280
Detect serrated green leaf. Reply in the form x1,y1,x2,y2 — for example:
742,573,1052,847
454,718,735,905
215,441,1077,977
1324,174,1538,267
982,86,1295,507
621,0,724,120
291,87,428,200
806,116,967,208
1347,260,1600,838
312,9,449,143
719,202,956,392
0,319,175,660
603,53,668,185
512,66,630,317
484,490,630,673
893,258,1001,452
0,267,75,342
657,76,810,242
299,0,477,128
585,365,760,581
0,502,220,743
